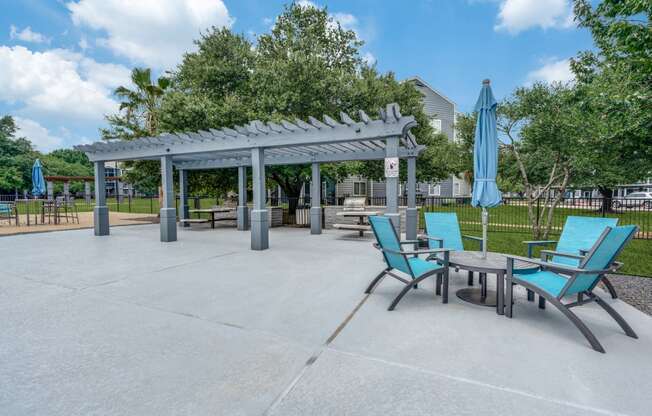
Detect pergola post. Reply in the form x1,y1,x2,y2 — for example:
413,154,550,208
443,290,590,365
93,162,109,236
160,155,177,242
251,148,268,250
406,156,417,240
63,181,70,202
116,179,124,202
310,162,322,235
47,181,54,200
385,136,401,232
84,181,91,204
179,169,189,228
237,166,250,231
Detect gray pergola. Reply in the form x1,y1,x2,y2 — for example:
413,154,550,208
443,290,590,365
76,103,422,250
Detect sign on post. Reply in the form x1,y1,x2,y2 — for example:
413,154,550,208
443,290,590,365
385,157,399,178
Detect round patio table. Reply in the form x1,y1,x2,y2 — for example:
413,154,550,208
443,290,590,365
442,251,536,315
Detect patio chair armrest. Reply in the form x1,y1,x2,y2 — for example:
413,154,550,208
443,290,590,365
417,234,443,248
462,234,484,250
522,240,557,258
382,247,450,257
523,240,557,247
505,255,613,275
540,250,584,261
418,234,443,242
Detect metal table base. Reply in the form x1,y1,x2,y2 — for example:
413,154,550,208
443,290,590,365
456,289,497,307
456,272,497,307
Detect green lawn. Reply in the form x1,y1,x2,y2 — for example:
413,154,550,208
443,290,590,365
420,202,651,236
13,197,220,215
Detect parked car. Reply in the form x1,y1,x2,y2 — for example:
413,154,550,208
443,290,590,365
612,192,652,209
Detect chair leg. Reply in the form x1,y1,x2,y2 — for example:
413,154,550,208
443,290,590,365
435,273,442,296
442,268,449,304
601,276,618,299
527,289,534,301
467,271,473,286
388,274,431,311
546,295,605,353
505,275,514,318
365,269,388,294
538,296,546,309
593,295,638,339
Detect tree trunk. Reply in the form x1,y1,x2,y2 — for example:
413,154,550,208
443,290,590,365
598,186,614,214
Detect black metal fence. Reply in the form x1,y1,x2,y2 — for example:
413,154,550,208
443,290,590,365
267,195,651,239
2,193,650,239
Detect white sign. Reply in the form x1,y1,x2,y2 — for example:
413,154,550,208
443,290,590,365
385,157,399,178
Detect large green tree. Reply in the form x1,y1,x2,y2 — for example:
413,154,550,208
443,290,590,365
571,0,652,205
103,68,171,194
0,115,93,194
498,83,582,238
159,3,457,211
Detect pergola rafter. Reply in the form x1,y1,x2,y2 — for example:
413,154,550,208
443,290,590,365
75,103,422,250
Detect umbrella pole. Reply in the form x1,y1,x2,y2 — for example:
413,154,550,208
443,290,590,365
482,208,488,258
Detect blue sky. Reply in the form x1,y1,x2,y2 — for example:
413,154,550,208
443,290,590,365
0,0,593,152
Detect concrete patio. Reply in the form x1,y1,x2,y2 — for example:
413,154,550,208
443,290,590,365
1,225,651,415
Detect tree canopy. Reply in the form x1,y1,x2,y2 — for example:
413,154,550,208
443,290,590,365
0,115,92,194
147,2,458,204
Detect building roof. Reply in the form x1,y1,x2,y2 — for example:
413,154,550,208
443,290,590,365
76,103,422,170
404,76,456,108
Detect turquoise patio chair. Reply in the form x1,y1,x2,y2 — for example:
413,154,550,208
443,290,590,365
0,202,16,224
421,212,483,286
366,216,450,310
506,225,638,353
523,216,619,303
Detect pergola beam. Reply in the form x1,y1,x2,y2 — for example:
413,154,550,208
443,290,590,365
174,146,424,170
76,104,416,163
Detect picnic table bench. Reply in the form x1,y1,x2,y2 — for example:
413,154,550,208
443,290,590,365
333,197,378,237
187,207,235,229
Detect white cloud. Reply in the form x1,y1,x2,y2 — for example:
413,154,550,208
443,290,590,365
526,58,575,84
295,1,362,36
67,0,234,70
0,45,131,122
14,117,63,152
362,52,376,66
9,25,51,44
331,12,358,31
78,36,89,50
494,0,574,34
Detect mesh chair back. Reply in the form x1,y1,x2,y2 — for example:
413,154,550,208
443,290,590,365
423,212,464,251
369,216,410,274
564,225,637,295
555,216,618,266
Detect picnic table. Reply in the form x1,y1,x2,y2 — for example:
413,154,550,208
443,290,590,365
334,210,378,237
186,207,235,229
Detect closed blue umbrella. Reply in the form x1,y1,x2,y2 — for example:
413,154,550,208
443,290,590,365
31,159,46,197
471,79,502,258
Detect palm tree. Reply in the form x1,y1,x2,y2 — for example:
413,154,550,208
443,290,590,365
114,67,170,136
107,68,171,208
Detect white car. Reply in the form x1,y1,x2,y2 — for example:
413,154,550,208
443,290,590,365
613,192,652,209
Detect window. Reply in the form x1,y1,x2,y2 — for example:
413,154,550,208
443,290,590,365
428,184,441,196
429,118,442,134
353,181,367,196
